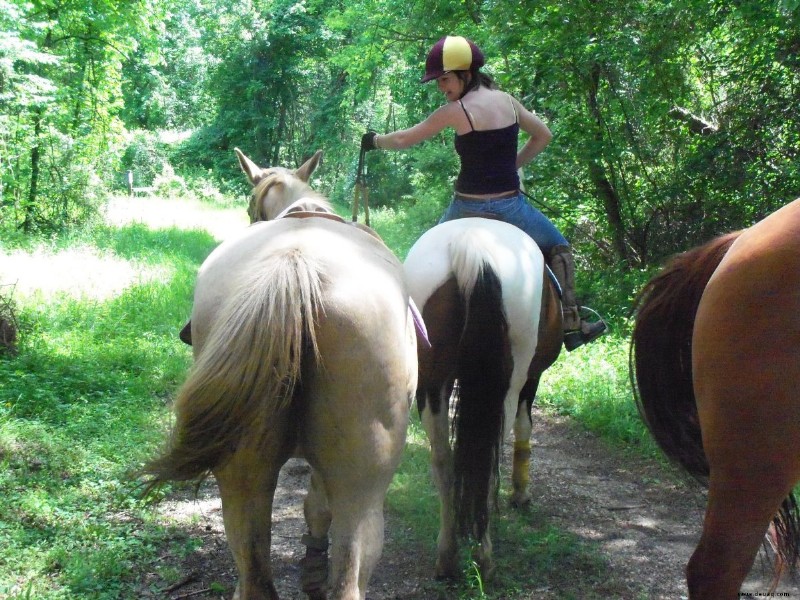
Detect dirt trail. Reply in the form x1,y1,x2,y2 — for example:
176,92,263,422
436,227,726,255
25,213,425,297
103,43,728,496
139,407,796,599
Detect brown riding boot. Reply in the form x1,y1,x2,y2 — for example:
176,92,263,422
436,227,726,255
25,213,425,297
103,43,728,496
548,244,607,351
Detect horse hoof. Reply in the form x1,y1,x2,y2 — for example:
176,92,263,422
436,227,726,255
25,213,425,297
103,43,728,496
510,492,531,508
434,559,459,581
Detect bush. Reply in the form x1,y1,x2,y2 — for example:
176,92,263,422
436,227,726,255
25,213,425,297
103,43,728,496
119,131,171,190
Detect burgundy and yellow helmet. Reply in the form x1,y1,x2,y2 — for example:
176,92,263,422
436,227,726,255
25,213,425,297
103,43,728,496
421,35,485,83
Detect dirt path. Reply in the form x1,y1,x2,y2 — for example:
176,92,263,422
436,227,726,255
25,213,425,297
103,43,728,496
138,407,796,599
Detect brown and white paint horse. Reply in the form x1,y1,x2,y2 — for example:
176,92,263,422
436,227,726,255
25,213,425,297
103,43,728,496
145,150,417,600
631,198,800,599
403,217,563,579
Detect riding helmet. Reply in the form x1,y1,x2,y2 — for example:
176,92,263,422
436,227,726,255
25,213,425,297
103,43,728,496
421,36,485,83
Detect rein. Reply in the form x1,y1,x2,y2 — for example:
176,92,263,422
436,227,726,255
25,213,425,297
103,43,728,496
352,146,370,226
519,188,564,219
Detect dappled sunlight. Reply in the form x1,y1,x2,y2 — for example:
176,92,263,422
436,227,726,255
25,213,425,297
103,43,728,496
0,195,248,302
0,247,173,301
105,194,248,242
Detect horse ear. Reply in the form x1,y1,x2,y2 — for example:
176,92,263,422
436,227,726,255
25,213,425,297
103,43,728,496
234,148,262,185
295,150,323,182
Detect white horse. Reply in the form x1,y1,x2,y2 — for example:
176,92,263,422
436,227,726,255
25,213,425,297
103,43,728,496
145,150,417,600
404,218,562,579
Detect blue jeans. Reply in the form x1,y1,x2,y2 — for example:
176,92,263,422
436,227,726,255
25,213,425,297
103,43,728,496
438,193,568,256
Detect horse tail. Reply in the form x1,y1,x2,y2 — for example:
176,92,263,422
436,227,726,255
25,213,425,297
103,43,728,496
142,248,323,491
449,231,511,541
630,231,741,479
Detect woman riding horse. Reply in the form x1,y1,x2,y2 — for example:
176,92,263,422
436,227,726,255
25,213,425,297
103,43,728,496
361,35,605,351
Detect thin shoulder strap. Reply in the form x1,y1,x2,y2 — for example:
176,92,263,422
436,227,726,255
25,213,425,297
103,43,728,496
458,100,476,131
508,94,519,124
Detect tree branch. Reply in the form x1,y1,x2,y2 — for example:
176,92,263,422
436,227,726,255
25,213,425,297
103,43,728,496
669,106,718,135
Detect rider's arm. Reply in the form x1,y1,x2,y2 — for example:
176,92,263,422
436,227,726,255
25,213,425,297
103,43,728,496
375,104,455,150
514,97,553,169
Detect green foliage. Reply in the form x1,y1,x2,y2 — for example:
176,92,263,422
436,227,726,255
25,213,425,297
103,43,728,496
536,337,662,460
1,0,157,234
119,132,171,189
4,0,800,265
0,220,217,598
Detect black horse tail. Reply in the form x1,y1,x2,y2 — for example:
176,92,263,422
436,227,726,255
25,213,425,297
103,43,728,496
449,233,511,542
630,231,740,479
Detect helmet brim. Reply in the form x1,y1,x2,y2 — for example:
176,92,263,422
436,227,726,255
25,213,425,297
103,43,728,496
420,69,449,83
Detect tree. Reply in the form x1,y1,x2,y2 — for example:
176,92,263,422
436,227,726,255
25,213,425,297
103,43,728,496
1,0,159,233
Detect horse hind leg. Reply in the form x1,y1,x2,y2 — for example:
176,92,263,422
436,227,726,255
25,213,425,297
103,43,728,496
419,384,460,579
308,443,401,599
472,485,496,582
301,469,332,600
687,473,797,599
511,386,536,508
302,369,410,598
214,442,289,600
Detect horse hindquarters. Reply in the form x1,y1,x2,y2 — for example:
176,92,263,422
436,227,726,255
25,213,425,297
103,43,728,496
687,220,800,599
300,265,415,599
146,248,326,599
633,213,800,598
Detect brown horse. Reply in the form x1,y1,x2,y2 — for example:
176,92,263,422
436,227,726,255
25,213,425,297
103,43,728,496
403,217,563,579
631,198,800,599
144,150,417,600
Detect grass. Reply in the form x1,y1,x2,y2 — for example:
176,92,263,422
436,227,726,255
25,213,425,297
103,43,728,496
0,221,215,598
536,336,662,458
0,194,659,598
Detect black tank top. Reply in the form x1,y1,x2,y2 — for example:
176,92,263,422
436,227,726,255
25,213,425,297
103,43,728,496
454,97,520,195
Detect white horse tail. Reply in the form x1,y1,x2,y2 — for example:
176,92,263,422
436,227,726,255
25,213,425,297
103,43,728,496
448,230,510,541
143,248,323,489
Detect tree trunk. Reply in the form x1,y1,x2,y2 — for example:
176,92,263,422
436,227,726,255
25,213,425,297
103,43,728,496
585,63,631,268
23,109,42,233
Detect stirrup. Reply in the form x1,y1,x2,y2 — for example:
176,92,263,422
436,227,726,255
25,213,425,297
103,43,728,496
563,307,607,352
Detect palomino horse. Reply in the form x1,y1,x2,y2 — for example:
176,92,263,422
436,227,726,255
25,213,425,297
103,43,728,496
631,198,800,599
403,218,563,579
145,150,417,600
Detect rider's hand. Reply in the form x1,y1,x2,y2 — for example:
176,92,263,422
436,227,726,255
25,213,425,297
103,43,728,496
361,131,378,152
